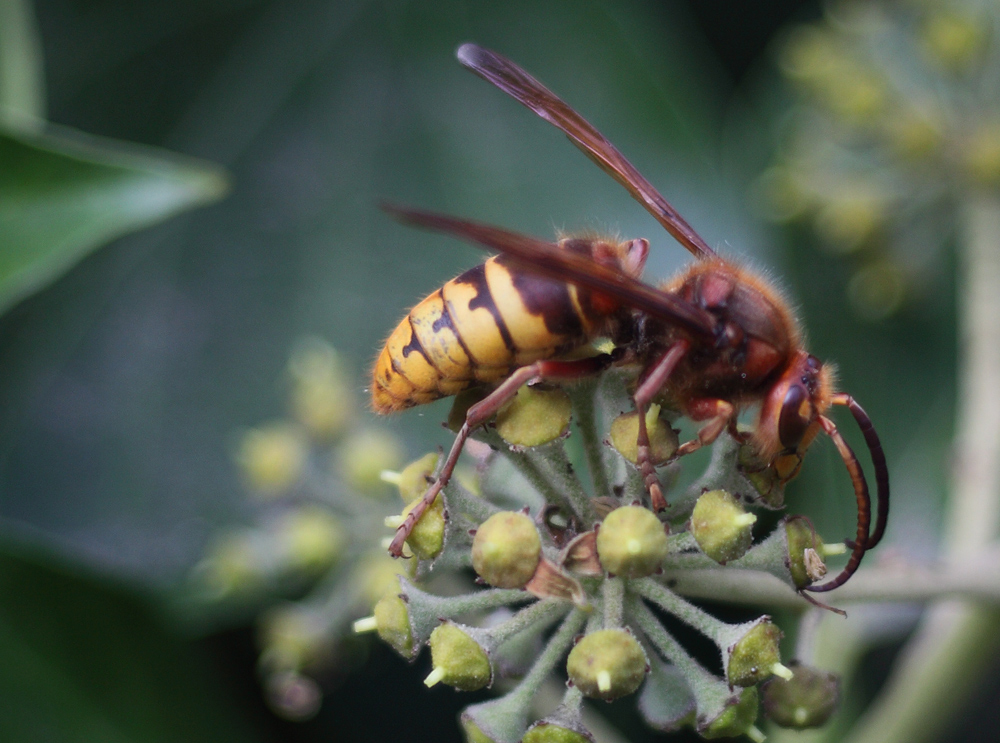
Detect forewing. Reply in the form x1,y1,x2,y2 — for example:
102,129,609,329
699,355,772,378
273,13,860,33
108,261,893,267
456,43,717,261
382,204,716,340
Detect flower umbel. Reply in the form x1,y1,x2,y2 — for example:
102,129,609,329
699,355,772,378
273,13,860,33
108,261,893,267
360,368,850,741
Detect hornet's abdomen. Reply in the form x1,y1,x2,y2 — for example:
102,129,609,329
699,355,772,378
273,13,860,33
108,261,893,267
372,255,599,413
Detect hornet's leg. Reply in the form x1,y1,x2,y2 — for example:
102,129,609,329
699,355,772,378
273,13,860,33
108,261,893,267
832,393,889,550
802,414,871,593
632,341,690,511
675,397,737,458
387,354,613,558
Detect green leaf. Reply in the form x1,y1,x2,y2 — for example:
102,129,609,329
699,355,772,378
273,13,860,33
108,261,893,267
0,124,228,315
0,536,264,743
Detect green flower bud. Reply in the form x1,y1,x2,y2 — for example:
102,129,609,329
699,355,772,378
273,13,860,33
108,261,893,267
201,530,263,594
372,593,414,658
460,718,500,743
847,260,906,322
784,517,827,589
278,506,345,572
522,722,593,743
287,338,354,439
472,511,541,588
921,12,985,71
690,490,756,564
523,701,595,743
726,620,785,687
392,452,439,504
496,385,572,447
779,25,839,83
609,404,678,464
356,552,413,608
427,622,492,691
814,193,884,252
737,444,786,508
762,662,839,729
337,429,404,496
566,629,647,701
398,493,445,560
237,423,307,495
962,121,1000,186
701,687,760,740
259,605,328,672
595,505,668,578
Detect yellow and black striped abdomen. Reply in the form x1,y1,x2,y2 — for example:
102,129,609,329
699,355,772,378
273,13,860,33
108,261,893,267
372,255,600,413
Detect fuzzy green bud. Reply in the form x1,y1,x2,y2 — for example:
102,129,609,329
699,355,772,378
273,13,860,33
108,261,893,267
237,423,307,494
279,506,345,572
372,593,413,658
690,490,756,564
356,552,413,608
338,429,404,495
522,723,593,743
962,122,1000,186
259,606,328,672
496,385,572,447
727,620,785,687
762,663,839,729
287,338,354,439
847,260,906,322
566,629,647,701
472,511,541,588
814,193,884,252
921,12,985,71
596,505,668,578
785,517,826,588
460,718,499,743
609,405,678,464
398,494,445,560
737,444,786,508
427,622,492,691
201,530,262,594
392,452,439,504
701,687,760,740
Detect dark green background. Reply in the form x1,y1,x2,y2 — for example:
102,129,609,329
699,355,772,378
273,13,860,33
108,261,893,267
0,1,976,741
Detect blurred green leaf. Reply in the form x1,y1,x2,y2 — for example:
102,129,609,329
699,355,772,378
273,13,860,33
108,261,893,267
0,124,227,316
0,537,263,743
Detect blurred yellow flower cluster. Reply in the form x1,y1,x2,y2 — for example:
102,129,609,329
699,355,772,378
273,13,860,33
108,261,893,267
759,0,1000,319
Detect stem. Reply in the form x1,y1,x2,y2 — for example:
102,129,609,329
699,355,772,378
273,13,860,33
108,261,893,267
569,378,614,500
484,428,577,516
632,577,732,644
444,479,501,524
660,556,1000,608
505,608,588,707
843,195,1000,743
626,594,736,722
603,576,624,628
424,587,536,617
795,608,826,665
543,443,596,523
488,599,569,648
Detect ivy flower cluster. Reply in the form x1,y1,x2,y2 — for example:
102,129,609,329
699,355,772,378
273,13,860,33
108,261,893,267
758,0,1000,320
356,368,846,742
192,338,409,720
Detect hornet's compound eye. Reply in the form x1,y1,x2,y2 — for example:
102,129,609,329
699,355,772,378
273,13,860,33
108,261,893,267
778,384,813,450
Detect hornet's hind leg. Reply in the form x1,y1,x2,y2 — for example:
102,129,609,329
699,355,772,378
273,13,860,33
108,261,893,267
387,354,613,558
